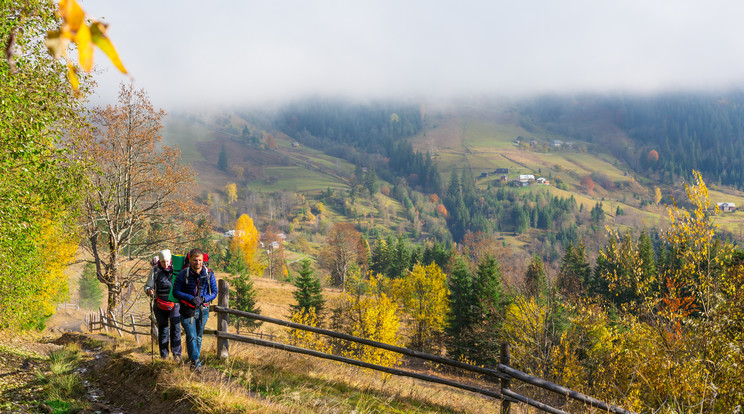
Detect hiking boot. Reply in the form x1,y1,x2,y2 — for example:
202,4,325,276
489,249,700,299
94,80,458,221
173,355,182,364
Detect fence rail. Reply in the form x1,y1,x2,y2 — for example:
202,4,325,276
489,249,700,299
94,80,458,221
87,307,149,344
56,302,79,311
206,280,636,414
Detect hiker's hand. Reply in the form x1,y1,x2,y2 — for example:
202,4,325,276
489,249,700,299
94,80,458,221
147,288,154,297
192,296,204,307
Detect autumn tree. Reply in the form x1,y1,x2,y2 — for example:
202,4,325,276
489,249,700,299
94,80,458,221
654,186,662,204
232,214,263,273
265,133,277,150
330,271,401,367
224,183,238,204
75,84,210,315
393,262,449,352
581,175,595,194
319,222,366,288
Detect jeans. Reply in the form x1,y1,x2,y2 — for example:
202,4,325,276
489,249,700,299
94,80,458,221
181,306,208,365
153,303,181,359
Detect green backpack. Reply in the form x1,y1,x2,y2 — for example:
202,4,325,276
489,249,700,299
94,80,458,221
167,255,187,302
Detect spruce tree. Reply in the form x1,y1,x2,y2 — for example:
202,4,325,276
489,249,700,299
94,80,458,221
470,255,508,365
231,273,261,334
446,256,476,359
291,259,325,316
638,230,657,282
79,263,103,309
370,238,391,277
525,255,547,298
558,240,591,295
218,143,229,171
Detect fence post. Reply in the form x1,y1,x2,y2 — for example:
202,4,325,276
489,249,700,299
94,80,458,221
500,342,511,414
217,279,230,360
109,311,123,337
131,314,140,345
100,307,109,333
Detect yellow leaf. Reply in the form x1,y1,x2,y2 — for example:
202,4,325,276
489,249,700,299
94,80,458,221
90,21,127,74
74,23,93,72
67,61,79,92
59,0,85,34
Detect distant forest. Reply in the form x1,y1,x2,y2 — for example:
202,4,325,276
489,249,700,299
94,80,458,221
521,91,744,188
274,98,606,254
275,99,441,194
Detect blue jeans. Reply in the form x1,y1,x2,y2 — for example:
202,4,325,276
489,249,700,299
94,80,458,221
154,303,181,359
181,306,208,365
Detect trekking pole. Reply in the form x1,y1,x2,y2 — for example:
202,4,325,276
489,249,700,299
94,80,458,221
150,296,155,362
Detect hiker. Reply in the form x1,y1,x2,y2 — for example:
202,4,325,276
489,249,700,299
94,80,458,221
144,249,182,362
173,248,217,371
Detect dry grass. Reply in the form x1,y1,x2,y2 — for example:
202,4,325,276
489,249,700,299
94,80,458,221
185,340,528,414
132,276,537,413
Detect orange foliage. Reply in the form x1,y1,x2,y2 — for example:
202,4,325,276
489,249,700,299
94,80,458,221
648,149,659,162
435,204,448,218
581,176,595,194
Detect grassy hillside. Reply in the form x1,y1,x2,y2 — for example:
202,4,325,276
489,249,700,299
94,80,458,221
162,102,744,263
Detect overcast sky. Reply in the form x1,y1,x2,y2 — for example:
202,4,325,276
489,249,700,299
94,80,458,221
86,0,744,109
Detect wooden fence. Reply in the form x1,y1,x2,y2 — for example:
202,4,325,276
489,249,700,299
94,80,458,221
56,302,79,311
87,307,151,345
206,280,636,414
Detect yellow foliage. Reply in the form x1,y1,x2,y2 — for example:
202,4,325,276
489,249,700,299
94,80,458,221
502,296,555,378
231,214,263,274
664,170,732,314
654,186,662,204
224,183,238,204
393,263,449,351
336,273,401,367
1,216,76,329
289,307,330,353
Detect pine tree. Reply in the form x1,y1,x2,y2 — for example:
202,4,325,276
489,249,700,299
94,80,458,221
525,255,547,298
445,256,476,359
79,263,103,310
218,143,229,171
231,273,261,334
558,240,591,295
291,259,325,316
370,238,391,277
638,230,657,282
469,255,508,365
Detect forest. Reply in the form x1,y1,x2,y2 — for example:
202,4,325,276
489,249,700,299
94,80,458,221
520,92,744,188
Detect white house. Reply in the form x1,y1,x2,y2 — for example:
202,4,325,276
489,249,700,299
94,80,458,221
717,202,737,213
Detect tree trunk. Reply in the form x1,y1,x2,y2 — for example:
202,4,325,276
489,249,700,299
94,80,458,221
107,282,121,317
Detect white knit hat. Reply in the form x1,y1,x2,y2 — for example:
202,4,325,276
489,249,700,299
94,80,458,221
158,249,172,263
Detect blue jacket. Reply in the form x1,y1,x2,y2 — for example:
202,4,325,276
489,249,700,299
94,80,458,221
173,266,218,306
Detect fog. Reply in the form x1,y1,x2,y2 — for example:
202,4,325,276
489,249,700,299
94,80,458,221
87,0,744,109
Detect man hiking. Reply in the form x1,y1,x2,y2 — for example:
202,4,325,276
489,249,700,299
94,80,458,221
173,248,217,372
